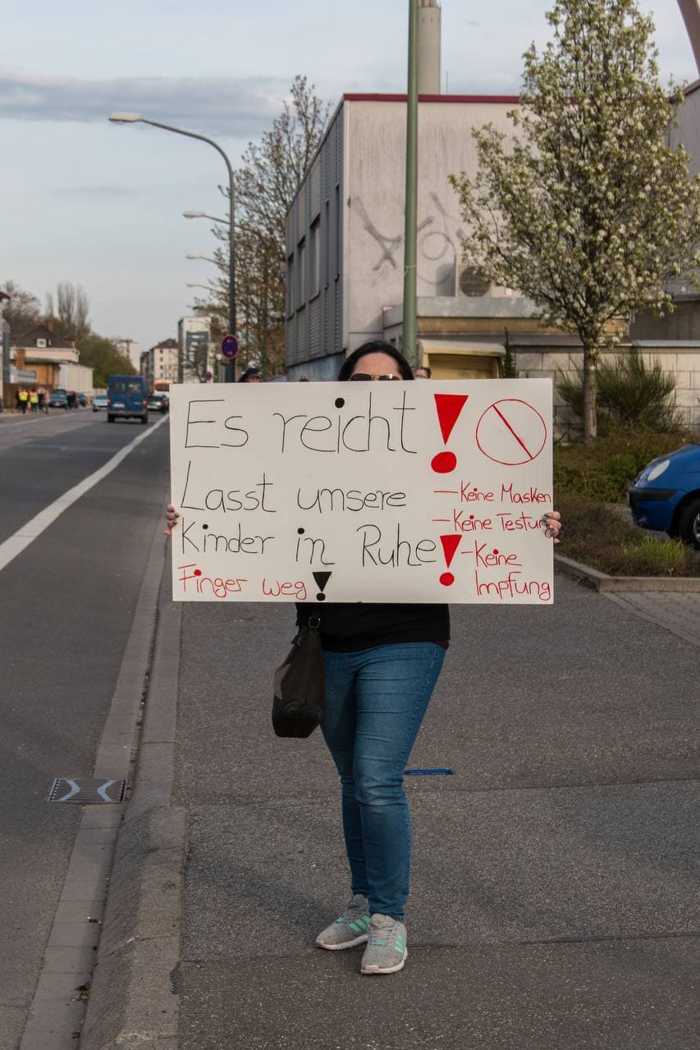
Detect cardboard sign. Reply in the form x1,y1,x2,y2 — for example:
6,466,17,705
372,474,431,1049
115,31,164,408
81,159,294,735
169,380,553,605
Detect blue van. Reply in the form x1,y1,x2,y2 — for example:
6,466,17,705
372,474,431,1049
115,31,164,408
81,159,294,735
107,375,148,424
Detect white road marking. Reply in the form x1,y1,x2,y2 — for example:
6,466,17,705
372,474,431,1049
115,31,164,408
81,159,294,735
0,415,168,574
96,779,117,802
55,779,81,802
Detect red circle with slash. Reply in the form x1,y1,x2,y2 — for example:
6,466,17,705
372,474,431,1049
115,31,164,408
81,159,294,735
476,399,547,466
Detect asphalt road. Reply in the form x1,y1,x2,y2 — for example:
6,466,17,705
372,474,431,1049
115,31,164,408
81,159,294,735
0,409,170,1050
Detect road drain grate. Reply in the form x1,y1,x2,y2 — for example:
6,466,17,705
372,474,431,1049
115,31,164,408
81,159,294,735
48,777,127,804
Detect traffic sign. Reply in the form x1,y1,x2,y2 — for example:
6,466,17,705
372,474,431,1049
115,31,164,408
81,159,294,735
221,335,239,359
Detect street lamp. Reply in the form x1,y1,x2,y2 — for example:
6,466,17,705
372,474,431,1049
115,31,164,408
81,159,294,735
183,210,228,225
109,112,237,381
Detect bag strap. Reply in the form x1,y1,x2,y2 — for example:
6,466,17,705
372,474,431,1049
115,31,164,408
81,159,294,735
293,613,321,647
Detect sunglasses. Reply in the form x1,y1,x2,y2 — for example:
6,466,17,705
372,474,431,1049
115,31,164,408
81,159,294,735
349,373,402,381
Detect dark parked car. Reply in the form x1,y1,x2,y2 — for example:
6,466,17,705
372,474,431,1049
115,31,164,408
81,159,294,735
48,389,69,409
629,443,700,548
147,393,169,413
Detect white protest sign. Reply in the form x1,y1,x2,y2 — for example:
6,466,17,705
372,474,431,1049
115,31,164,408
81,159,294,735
169,380,553,605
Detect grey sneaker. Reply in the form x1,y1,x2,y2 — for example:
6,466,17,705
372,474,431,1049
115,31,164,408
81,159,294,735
360,914,408,975
316,895,371,951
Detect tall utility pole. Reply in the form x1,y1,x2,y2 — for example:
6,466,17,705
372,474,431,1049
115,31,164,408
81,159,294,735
678,0,700,74
402,0,419,369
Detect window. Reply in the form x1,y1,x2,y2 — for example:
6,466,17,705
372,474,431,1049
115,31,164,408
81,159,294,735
324,201,330,288
309,218,321,298
297,239,306,307
286,255,295,316
334,186,341,279
110,379,144,395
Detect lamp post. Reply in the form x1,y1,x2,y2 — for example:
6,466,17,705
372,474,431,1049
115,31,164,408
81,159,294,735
183,210,228,225
402,0,419,369
109,112,237,381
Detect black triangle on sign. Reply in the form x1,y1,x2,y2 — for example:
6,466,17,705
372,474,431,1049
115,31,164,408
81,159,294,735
313,572,332,593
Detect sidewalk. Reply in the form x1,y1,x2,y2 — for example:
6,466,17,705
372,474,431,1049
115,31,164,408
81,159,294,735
85,572,700,1050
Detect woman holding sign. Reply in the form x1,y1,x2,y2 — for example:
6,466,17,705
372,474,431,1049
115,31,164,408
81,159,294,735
166,340,561,976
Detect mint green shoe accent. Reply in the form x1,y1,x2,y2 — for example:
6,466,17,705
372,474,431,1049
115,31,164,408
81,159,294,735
360,914,408,975
348,916,371,934
316,895,370,951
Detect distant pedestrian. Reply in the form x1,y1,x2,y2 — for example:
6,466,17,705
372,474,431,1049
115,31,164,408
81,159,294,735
38,389,48,414
415,366,432,379
29,389,39,412
164,340,564,976
239,366,262,383
18,389,29,414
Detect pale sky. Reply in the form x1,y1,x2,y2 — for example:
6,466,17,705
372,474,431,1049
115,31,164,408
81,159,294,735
1,0,695,351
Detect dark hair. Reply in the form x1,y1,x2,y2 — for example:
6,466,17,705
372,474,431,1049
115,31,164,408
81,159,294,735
337,340,414,381
416,365,432,378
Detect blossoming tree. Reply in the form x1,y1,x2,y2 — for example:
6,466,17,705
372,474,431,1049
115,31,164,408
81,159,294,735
450,0,700,442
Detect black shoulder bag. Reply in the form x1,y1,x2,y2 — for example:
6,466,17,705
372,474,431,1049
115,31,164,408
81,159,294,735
272,616,325,738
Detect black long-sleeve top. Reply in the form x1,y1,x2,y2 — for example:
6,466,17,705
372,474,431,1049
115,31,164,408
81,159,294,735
296,602,450,652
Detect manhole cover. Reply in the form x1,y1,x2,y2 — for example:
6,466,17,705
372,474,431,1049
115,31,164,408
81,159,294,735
48,777,126,804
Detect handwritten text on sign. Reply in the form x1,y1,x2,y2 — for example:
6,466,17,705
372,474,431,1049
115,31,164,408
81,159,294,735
169,380,553,605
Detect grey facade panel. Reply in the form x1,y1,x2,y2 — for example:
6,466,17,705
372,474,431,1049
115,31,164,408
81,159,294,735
310,159,321,219
285,101,344,376
309,296,322,359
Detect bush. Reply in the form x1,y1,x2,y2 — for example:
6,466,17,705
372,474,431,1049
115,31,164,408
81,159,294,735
554,427,689,503
558,496,700,576
557,351,679,432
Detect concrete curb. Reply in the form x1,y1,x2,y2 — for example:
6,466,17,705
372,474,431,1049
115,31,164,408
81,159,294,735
555,553,700,592
80,564,185,1050
19,515,168,1050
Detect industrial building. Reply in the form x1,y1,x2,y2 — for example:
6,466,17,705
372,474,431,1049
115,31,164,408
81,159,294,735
284,1,568,387
285,0,700,431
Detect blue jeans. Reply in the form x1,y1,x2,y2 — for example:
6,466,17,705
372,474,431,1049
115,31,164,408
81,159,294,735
321,643,445,921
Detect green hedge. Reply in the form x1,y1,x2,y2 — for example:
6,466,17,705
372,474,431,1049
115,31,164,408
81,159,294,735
554,427,691,503
558,495,700,576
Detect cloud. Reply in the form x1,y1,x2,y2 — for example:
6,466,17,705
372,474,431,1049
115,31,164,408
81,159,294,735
0,72,290,138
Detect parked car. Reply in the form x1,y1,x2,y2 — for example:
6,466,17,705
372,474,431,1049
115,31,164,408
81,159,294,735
92,394,109,412
48,389,69,409
629,443,700,548
106,375,148,424
147,393,169,413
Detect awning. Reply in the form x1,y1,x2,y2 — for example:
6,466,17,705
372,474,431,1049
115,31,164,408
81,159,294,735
418,339,506,358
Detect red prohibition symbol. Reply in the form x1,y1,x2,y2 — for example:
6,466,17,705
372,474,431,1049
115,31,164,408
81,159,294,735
476,399,547,466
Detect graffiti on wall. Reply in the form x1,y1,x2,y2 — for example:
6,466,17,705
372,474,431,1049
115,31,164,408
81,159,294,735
353,193,465,295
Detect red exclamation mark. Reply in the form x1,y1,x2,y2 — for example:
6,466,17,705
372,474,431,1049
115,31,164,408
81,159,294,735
431,394,469,473
439,535,461,587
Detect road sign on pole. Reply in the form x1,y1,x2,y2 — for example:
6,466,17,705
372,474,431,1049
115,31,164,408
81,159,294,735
221,335,239,359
